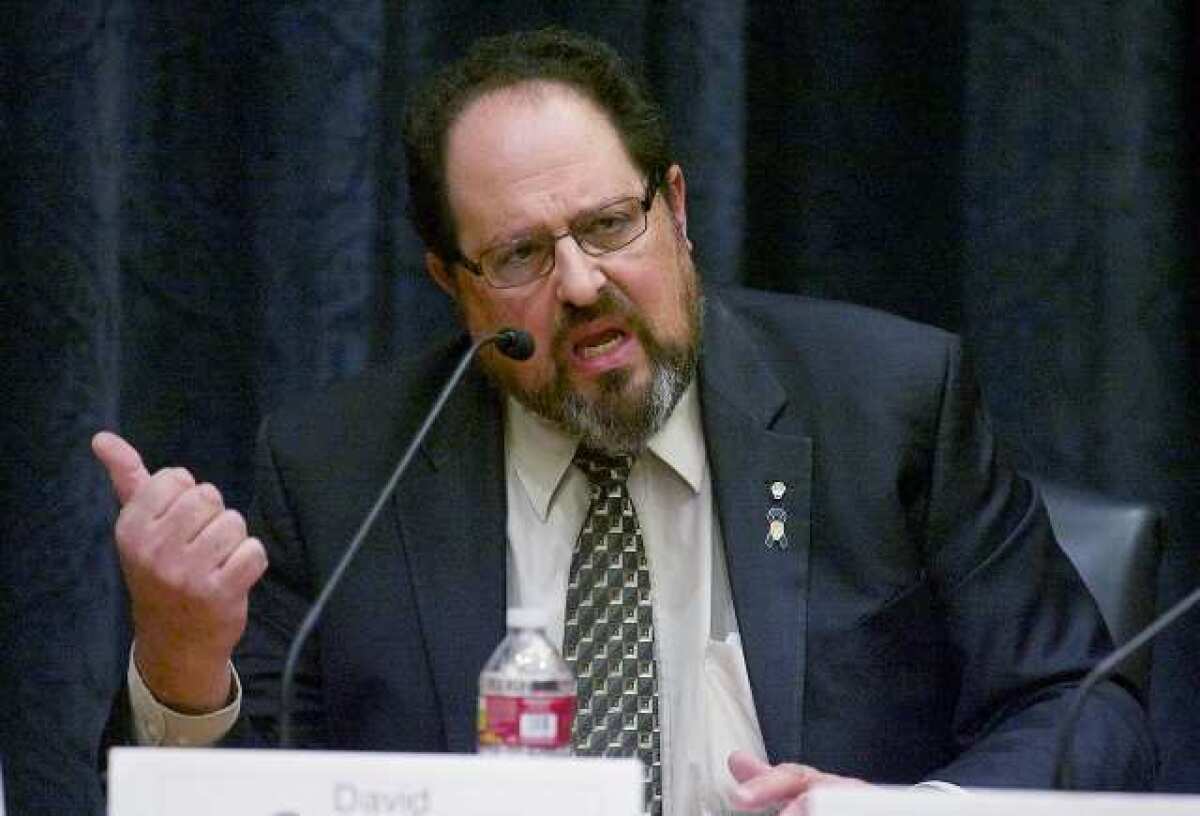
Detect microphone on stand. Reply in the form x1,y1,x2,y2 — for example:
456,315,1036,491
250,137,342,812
278,328,535,748
1052,580,1200,788
494,327,535,361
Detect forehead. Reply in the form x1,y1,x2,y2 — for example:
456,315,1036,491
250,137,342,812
444,82,642,245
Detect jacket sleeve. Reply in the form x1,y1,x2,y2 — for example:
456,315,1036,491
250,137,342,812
921,340,1154,789
221,415,328,749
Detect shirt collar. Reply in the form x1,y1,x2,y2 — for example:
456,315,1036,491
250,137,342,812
506,381,705,521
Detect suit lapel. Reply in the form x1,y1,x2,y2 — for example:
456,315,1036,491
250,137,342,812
391,360,508,753
383,303,814,758
701,296,813,763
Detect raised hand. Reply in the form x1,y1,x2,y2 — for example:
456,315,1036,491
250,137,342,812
92,431,268,713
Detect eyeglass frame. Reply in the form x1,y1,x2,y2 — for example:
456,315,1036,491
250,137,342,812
449,166,667,290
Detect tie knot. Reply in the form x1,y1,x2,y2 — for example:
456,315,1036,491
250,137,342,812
573,446,634,488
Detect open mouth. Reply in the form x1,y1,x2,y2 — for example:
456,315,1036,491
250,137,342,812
575,328,626,359
564,323,638,376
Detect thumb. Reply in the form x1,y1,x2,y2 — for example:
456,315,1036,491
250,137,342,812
728,749,772,784
91,431,150,505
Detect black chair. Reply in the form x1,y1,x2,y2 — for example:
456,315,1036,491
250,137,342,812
1035,479,1165,691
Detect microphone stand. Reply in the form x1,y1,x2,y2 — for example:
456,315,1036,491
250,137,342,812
278,329,531,748
1053,582,1200,788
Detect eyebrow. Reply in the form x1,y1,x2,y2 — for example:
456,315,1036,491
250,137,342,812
479,189,642,251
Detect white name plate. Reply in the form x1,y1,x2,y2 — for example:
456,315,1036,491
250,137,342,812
809,786,1200,816
108,748,641,816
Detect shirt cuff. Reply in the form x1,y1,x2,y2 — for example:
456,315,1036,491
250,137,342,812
126,645,241,747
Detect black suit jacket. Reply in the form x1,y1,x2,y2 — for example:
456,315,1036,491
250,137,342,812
227,288,1153,788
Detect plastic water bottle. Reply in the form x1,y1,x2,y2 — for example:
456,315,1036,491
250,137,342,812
477,607,576,755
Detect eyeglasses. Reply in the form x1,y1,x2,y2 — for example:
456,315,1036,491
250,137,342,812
453,172,662,289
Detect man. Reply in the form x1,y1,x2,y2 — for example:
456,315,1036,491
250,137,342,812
93,28,1153,815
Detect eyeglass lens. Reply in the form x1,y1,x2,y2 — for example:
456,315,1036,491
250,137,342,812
482,196,648,288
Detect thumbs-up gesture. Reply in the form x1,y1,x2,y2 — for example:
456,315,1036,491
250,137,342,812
91,431,268,713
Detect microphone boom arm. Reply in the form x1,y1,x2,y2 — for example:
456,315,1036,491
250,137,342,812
1053,581,1200,788
278,329,530,748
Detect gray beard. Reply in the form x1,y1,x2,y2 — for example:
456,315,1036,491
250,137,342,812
511,291,703,454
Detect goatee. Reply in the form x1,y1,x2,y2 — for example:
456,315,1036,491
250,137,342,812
504,285,702,454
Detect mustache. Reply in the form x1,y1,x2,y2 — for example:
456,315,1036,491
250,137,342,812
552,287,645,352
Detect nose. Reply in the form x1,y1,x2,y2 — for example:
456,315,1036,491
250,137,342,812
553,236,607,307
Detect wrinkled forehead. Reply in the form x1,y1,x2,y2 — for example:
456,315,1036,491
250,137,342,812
447,81,636,183
443,81,643,246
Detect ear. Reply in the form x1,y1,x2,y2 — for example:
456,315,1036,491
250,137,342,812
426,251,459,298
663,164,692,251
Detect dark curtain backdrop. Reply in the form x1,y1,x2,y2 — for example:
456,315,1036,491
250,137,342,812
2,2,1195,812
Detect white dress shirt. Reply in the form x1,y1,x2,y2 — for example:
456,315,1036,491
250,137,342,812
129,383,771,814
503,384,768,814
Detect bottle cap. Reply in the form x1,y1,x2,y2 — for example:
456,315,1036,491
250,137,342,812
506,607,549,630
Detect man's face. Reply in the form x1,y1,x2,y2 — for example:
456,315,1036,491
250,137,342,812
427,82,701,451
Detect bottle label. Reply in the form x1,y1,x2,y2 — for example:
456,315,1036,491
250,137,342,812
477,694,576,750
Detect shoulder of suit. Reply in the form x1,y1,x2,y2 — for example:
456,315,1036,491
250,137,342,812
708,286,957,348
704,286,961,387
260,330,474,460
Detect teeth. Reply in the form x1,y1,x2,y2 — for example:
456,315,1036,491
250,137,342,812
580,334,622,359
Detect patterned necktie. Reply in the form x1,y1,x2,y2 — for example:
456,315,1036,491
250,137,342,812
563,447,663,816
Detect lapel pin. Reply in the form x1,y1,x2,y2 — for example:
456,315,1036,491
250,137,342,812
770,480,787,500
765,507,789,550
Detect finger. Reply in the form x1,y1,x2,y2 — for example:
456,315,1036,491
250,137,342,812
187,508,248,569
730,764,818,810
92,431,151,505
217,537,268,596
157,482,224,546
136,467,199,519
728,749,772,784
777,775,867,816
112,474,208,570
779,793,811,816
